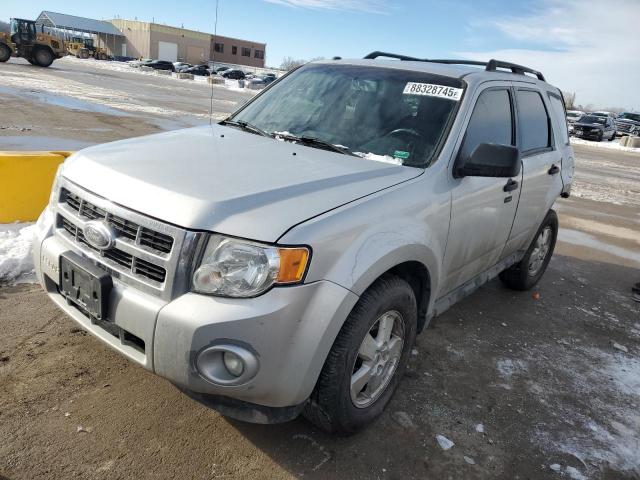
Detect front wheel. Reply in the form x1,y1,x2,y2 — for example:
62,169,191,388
500,210,558,291
0,43,11,62
304,274,417,434
32,48,54,67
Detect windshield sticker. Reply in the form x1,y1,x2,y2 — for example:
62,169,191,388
403,83,463,101
393,150,410,160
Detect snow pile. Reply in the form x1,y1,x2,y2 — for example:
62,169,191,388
0,223,37,284
571,137,640,153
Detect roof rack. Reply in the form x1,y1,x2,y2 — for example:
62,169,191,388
363,51,546,82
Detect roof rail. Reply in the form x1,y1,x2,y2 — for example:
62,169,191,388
363,51,546,82
485,59,545,81
363,51,422,62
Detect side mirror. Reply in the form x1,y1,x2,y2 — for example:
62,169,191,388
455,143,520,178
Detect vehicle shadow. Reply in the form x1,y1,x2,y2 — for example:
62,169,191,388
224,254,640,480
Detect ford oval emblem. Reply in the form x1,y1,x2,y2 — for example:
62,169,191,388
83,220,116,250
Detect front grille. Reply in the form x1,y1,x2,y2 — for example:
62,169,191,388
60,216,166,283
615,122,634,133
63,189,174,254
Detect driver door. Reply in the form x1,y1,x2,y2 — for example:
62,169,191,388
440,84,522,295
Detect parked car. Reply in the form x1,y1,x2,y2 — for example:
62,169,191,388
221,69,246,80
146,60,175,72
173,62,192,72
128,58,152,67
590,111,616,119
573,114,616,141
260,73,277,85
246,74,276,88
184,65,212,76
565,110,584,134
34,53,573,434
215,66,231,74
614,111,640,136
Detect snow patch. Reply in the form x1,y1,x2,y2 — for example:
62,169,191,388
571,137,640,153
435,434,454,450
496,358,528,380
353,152,403,165
0,223,36,284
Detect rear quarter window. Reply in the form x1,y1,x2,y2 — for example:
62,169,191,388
547,93,569,145
516,90,551,153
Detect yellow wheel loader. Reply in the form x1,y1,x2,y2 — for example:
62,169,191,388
67,37,109,60
0,18,66,67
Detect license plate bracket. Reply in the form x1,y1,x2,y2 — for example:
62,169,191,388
59,251,112,321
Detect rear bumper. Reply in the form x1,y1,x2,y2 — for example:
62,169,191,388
33,206,359,409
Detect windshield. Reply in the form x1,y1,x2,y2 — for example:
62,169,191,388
579,115,606,124
229,64,464,167
566,111,582,119
618,112,640,122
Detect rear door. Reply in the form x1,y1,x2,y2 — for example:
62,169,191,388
441,84,522,294
546,91,574,197
504,86,563,255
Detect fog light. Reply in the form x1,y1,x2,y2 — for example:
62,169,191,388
223,351,244,377
195,344,259,386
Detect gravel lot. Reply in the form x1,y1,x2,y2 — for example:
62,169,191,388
0,57,639,480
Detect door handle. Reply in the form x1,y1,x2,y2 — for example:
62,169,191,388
503,179,519,192
548,164,560,175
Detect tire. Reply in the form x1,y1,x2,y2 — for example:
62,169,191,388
32,48,54,67
499,209,558,291
609,131,615,141
304,274,417,434
0,43,10,62
597,132,603,142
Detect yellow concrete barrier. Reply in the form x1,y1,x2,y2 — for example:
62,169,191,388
0,151,73,223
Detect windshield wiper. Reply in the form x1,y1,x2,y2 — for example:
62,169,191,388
273,132,356,156
220,119,270,137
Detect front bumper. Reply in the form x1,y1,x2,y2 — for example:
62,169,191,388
33,207,359,409
574,130,603,139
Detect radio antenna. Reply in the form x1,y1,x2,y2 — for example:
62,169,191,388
209,0,220,125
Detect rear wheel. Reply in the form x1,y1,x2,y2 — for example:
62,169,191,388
304,274,417,434
499,210,558,291
0,43,11,62
33,48,54,67
609,131,616,141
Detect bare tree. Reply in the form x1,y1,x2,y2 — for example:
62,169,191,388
280,56,306,71
0,20,9,33
561,91,576,109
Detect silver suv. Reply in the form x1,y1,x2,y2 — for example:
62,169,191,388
33,52,574,433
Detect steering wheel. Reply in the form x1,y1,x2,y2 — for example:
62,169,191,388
386,128,422,141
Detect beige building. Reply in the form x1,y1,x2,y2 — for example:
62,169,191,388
210,35,266,68
107,19,265,67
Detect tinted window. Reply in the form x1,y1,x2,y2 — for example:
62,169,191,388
547,93,569,145
459,89,513,162
516,90,550,152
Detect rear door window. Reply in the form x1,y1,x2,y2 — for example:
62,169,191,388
547,93,569,145
516,90,551,153
459,88,513,162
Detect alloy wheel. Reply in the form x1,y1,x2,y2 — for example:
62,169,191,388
350,310,405,408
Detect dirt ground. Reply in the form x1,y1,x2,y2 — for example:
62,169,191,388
1,57,639,480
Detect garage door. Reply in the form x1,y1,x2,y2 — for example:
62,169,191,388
186,45,205,64
157,41,178,62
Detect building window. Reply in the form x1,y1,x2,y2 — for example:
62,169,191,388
232,45,237,55
214,42,224,53
254,49,264,59
242,47,251,57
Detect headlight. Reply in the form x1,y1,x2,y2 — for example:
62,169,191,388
192,234,310,297
48,164,63,206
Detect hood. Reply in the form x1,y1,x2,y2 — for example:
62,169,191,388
616,118,640,125
62,125,422,241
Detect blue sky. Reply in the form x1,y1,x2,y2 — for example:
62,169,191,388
4,0,639,109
